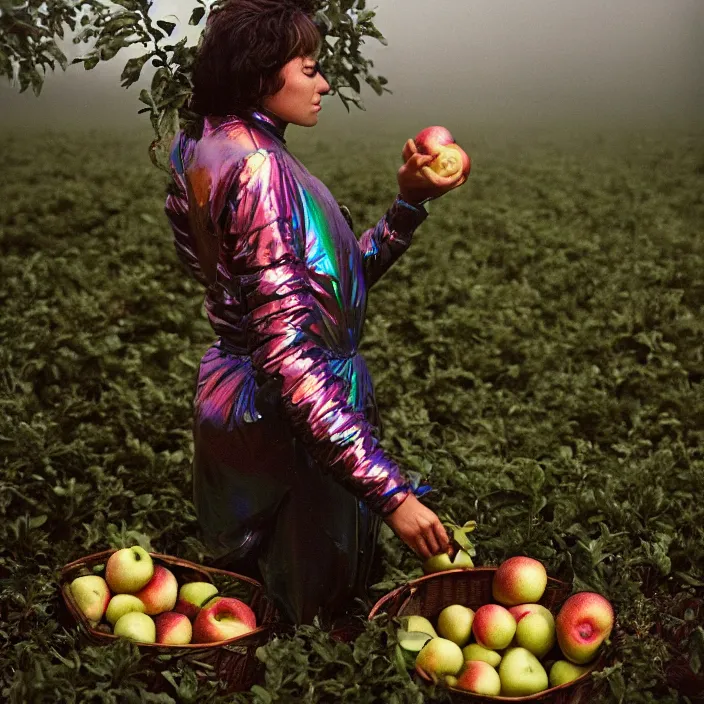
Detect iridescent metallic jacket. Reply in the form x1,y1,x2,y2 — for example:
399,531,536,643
164,110,431,518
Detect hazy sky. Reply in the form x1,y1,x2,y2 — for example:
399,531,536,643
1,0,702,133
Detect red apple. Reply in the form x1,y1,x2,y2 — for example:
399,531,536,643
492,556,547,606
413,126,471,183
453,660,501,696
154,611,193,645
472,604,516,651
133,565,178,615
192,596,257,643
556,592,614,664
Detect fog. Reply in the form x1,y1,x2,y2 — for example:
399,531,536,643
1,0,702,137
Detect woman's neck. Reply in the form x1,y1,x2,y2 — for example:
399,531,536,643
251,106,288,141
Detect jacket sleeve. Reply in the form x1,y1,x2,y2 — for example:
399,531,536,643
164,131,210,287
223,149,414,517
356,195,429,289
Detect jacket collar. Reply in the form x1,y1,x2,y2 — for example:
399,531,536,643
201,108,288,146
250,108,288,145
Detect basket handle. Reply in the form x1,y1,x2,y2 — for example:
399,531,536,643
368,584,417,620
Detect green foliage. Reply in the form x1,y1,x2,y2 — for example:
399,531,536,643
0,0,389,172
1,124,703,701
0,0,76,94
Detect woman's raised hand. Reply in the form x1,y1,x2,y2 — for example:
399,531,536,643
383,493,453,560
397,138,468,206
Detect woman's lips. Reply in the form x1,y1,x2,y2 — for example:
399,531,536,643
313,104,322,111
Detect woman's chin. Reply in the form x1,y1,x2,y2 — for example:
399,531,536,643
295,115,320,128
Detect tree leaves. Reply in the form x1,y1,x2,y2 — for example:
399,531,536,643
2,0,392,173
120,53,152,88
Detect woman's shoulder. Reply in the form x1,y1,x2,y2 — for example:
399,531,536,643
186,123,289,185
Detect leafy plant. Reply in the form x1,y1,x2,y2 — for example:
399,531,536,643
1,121,703,700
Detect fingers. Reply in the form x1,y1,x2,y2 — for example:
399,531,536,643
420,165,465,188
402,138,418,163
408,152,433,169
414,534,431,560
423,527,441,557
433,521,450,554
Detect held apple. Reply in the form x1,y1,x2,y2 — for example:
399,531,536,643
69,575,111,625
106,593,146,626
462,643,502,668
437,605,475,647
492,556,548,606
113,611,156,644
133,565,178,616
155,611,193,645
105,547,154,594
192,596,257,643
422,549,473,574
415,637,464,683
453,660,501,696
556,592,614,664
175,581,219,620
413,126,471,184
472,604,517,651
499,647,549,697
549,660,590,687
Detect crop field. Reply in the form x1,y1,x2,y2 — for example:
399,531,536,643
1,123,703,703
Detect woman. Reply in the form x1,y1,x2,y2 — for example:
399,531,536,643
164,0,465,628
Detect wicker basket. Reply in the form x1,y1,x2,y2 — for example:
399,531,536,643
368,568,612,704
59,549,284,693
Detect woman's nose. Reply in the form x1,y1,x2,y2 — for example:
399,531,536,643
316,63,331,94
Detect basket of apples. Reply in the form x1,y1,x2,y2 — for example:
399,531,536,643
369,553,617,703
59,547,280,692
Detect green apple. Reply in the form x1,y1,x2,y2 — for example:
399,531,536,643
515,611,556,658
549,660,590,687
404,615,438,638
437,604,475,647
175,581,219,620
397,615,437,652
499,647,549,697
462,643,502,668
105,547,154,594
422,549,473,574
113,611,156,643
69,575,111,625
415,638,464,682
398,630,434,652
106,593,146,626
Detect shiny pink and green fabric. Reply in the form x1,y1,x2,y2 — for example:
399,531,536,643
164,109,431,624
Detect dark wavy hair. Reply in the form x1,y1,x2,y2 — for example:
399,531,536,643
189,0,323,120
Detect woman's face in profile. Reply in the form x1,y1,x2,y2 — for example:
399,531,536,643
262,55,330,127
